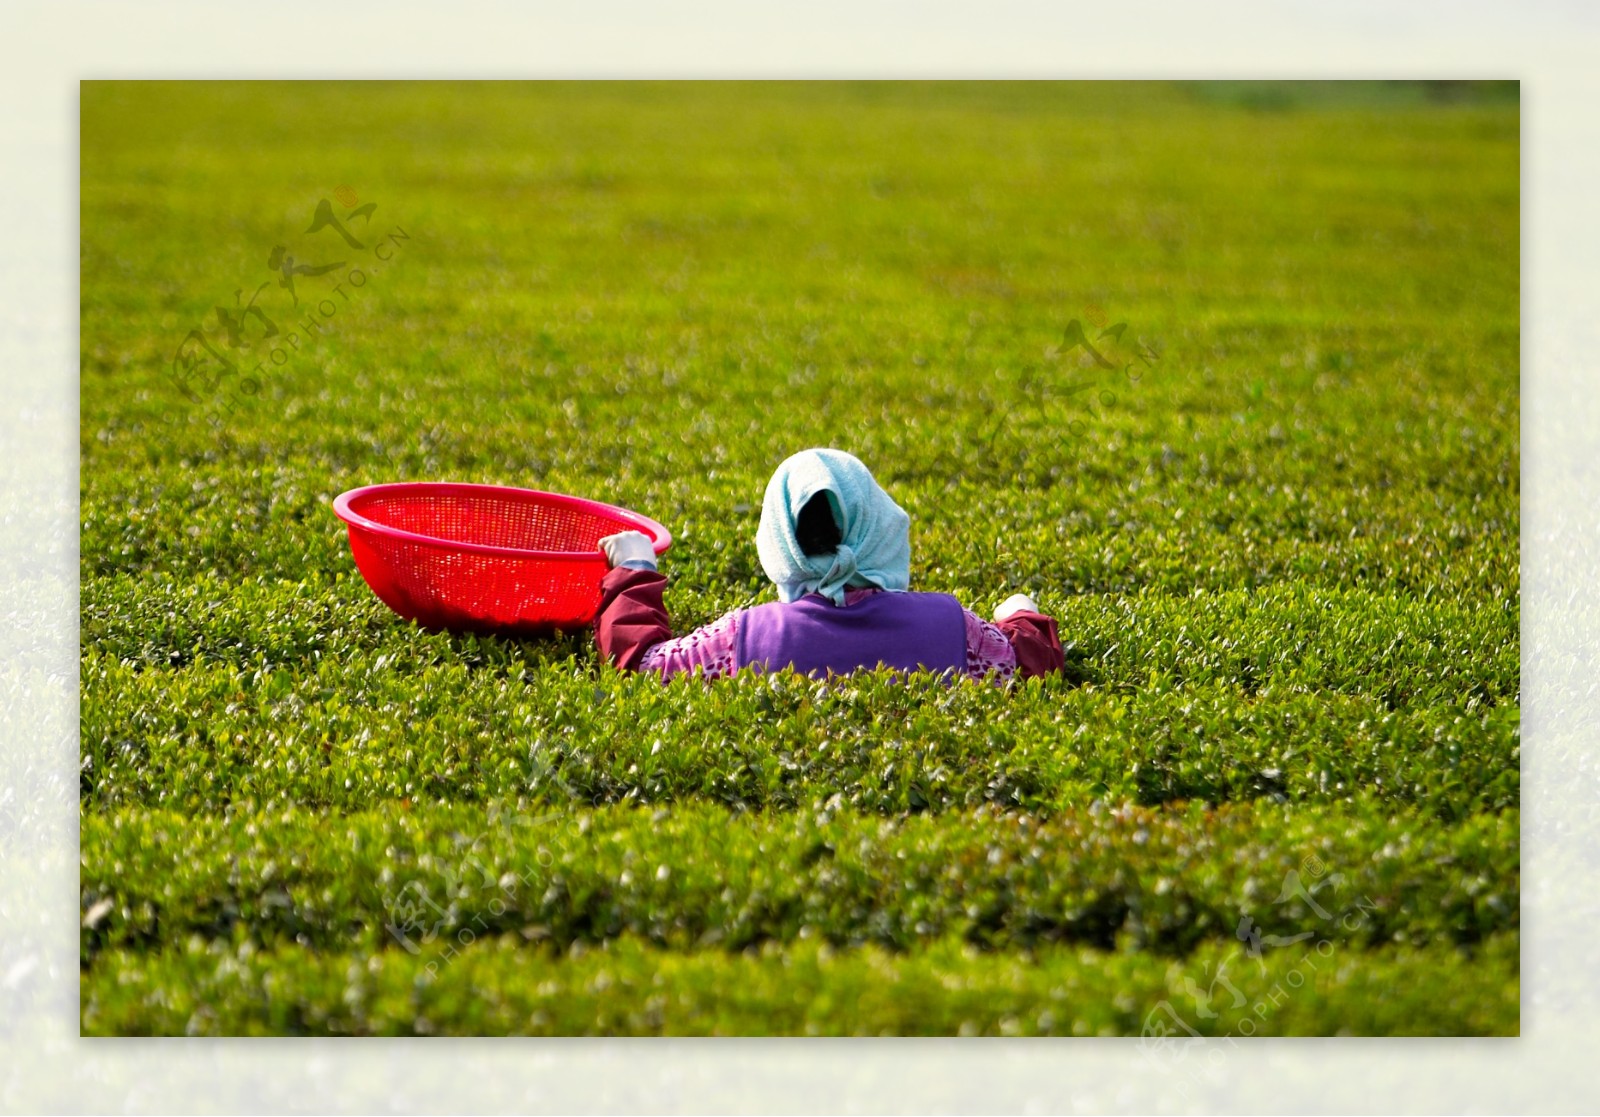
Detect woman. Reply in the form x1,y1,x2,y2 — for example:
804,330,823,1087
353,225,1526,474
594,448,1065,682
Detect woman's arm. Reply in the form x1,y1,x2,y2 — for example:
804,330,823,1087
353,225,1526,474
991,593,1066,678
994,611,1065,678
594,563,742,678
595,564,675,670
638,609,741,679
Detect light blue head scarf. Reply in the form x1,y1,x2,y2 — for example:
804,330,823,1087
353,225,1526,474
756,448,912,606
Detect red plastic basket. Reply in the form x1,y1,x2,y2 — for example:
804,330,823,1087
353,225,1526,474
332,482,672,634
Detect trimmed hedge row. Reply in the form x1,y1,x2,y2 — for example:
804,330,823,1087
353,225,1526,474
81,643,1518,819
81,931,1520,1037
81,800,1518,962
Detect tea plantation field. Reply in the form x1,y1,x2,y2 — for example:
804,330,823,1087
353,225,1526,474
79,81,1519,1035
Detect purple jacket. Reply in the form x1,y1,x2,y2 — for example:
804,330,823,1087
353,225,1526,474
736,590,967,677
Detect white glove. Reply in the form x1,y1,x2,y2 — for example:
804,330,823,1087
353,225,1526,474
993,593,1040,622
598,530,658,570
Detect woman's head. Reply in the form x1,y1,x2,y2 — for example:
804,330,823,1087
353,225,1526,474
755,448,912,605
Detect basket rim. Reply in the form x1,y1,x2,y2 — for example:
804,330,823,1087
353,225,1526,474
331,481,673,562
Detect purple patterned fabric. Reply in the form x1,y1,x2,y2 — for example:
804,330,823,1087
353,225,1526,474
734,590,967,678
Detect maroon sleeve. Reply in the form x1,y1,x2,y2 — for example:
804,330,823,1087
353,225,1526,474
993,611,1065,679
595,566,674,671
